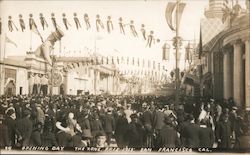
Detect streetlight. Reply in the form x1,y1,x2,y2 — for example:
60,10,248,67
165,0,186,104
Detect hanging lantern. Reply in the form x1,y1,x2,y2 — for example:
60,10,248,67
162,43,170,60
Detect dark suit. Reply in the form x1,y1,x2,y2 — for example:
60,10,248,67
102,113,115,145
4,117,19,146
115,115,129,147
215,121,232,148
41,131,58,147
198,126,214,148
181,122,200,148
156,124,180,148
0,123,9,147
16,117,33,146
152,110,165,131
127,121,145,148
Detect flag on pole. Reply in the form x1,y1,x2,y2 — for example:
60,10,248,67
165,2,177,31
5,35,17,47
177,3,186,30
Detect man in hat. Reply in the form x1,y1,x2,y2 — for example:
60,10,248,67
140,102,153,147
0,114,9,147
127,113,144,148
114,107,129,148
102,107,115,146
215,114,232,148
36,103,45,125
180,114,200,148
16,110,33,146
156,116,180,148
4,109,20,146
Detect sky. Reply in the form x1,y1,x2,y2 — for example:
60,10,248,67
0,0,247,71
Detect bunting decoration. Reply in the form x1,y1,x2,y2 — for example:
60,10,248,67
107,16,113,33
119,17,125,35
29,14,37,30
141,24,146,40
84,13,91,30
19,14,25,32
8,16,18,32
62,13,71,30
51,13,58,30
130,20,138,37
2,12,163,48
96,14,104,32
39,13,48,30
73,13,81,29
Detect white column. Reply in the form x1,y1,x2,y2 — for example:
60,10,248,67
233,40,244,107
223,49,233,99
245,39,250,110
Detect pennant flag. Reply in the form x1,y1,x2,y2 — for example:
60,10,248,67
141,24,147,40
96,14,104,32
19,14,25,32
146,31,154,48
40,13,48,30
119,17,125,35
5,35,17,47
130,20,138,37
62,13,71,30
73,13,81,29
29,14,37,30
84,14,91,30
107,16,114,33
165,2,177,31
51,13,58,30
8,16,18,32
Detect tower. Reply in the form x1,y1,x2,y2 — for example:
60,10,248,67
205,0,229,19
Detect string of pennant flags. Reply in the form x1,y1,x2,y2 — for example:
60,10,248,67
63,58,166,83
0,13,163,48
63,56,164,70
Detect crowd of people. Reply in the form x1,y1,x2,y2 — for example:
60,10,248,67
0,94,249,149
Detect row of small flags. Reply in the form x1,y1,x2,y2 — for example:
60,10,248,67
64,56,164,70
0,13,162,47
66,63,164,80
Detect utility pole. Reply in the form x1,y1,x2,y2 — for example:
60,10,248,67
174,0,181,105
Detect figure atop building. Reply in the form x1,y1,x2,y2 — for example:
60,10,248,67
205,0,229,19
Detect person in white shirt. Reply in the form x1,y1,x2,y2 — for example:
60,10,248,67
28,73,35,95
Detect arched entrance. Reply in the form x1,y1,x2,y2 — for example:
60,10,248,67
5,79,16,96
